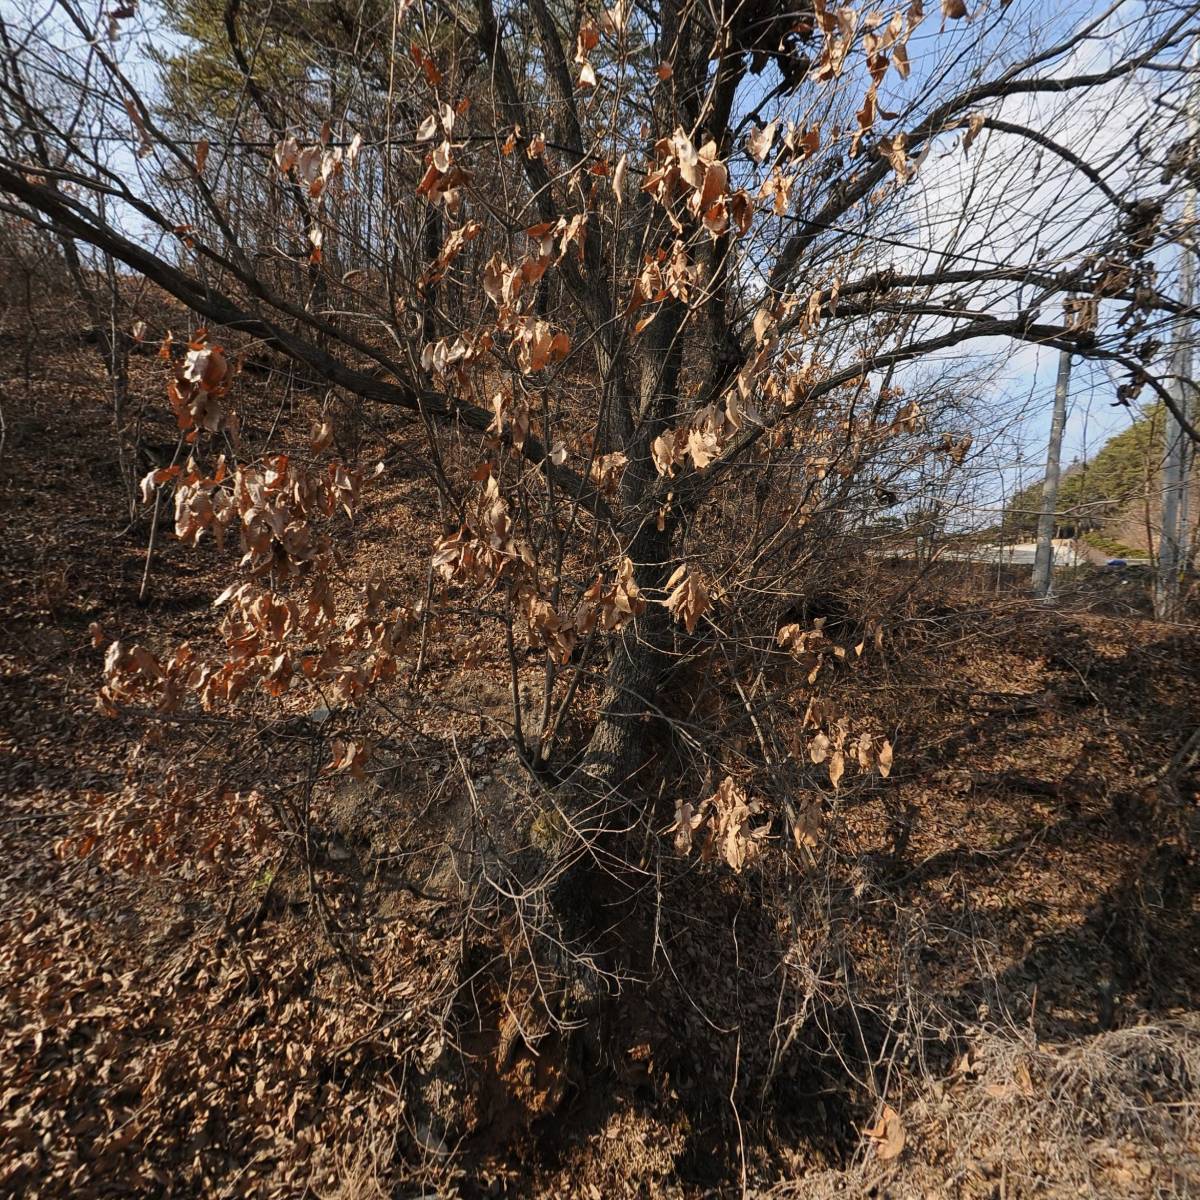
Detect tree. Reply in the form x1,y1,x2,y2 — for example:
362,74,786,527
3,0,1199,1003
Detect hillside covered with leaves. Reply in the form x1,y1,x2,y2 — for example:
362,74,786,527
2,0,1200,1194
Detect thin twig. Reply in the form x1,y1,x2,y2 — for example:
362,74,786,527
137,433,184,604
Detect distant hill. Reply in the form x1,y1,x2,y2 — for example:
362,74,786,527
1000,405,1196,555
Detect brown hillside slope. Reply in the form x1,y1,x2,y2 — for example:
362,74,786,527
1,318,1199,1197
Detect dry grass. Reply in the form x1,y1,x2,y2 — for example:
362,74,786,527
310,1120,414,1200
786,1020,1200,1199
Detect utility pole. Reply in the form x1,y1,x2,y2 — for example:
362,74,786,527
1032,345,1072,598
1158,331,1191,620
1157,85,1197,620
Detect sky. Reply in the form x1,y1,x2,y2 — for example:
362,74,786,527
714,0,1186,523
868,0,1192,518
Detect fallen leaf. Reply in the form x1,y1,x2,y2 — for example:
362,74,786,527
809,732,830,764
878,738,893,778
828,749,845,789
864,1104,906,1160
311,420,334,452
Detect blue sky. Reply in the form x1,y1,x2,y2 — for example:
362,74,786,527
871,0,1187,512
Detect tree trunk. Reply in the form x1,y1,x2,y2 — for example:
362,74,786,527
572,561,671,796
569,297,684,804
